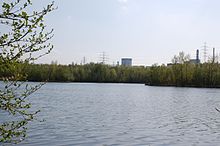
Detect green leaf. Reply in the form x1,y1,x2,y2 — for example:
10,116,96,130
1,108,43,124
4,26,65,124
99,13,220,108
39,23,44,27
3,3,10,9
21,11,27,17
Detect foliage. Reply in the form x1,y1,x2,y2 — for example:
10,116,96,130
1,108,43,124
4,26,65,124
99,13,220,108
18,63,150,83
149,52,220,87
1,50,220,89
0,0,55,143
1,50,220,88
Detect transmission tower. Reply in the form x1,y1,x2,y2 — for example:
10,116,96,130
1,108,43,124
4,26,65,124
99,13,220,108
99,52,108,64
202,42,208,63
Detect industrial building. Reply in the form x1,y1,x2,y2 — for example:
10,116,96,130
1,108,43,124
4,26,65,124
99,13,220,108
121,58,132,66
189,49,200,64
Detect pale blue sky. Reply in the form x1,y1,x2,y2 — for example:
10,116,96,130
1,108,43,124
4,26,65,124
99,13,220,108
35,0,220,65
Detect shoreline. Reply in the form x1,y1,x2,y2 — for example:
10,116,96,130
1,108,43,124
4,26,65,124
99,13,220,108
1,80,220,88
145,83,220,89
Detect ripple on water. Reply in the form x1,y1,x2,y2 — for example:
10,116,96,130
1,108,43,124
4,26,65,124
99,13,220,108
4,83,220,146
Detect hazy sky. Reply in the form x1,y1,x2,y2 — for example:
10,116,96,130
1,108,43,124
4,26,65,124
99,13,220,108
35,0,220,65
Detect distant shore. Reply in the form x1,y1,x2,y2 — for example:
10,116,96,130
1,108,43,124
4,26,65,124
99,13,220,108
145,83,220,88
2,62,220,89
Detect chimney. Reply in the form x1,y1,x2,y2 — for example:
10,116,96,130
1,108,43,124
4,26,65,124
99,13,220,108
196,49,199,60
213,48,215,63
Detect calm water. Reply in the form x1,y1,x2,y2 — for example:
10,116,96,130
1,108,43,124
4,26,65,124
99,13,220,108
3,83,220,145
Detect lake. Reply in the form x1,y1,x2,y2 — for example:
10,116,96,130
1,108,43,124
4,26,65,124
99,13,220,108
4,83,220,145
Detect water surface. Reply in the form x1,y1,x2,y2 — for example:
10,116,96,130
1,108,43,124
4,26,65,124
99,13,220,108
4,83,220,145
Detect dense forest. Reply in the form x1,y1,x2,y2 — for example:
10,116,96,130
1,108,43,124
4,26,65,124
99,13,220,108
148,62,220,87
1,52,220,88
0,62,150,83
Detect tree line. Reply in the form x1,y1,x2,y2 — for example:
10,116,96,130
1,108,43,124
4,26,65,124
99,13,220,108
1,51,220,87
0,62,150,83
149,52,220,88
148,62,220,87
